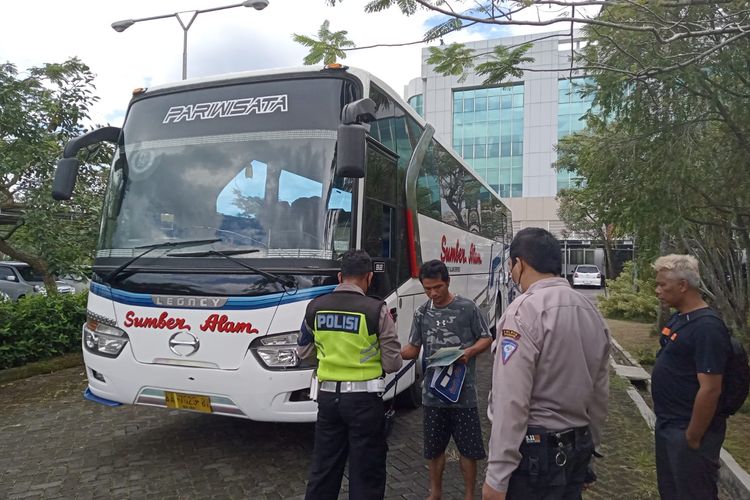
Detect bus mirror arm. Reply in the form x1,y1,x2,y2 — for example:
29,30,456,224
53,126,122,201
62,126,121,158
341,98,376,125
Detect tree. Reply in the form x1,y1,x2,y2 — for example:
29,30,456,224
303,1,750,85
556,185,617,279
292,20,355,65
0,59,109,293
562,4,750,334
301,0,750,336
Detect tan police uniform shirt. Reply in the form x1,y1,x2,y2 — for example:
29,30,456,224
486,277,610,492
296,283,403,374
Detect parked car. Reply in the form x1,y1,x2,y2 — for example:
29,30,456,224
0,262,76,301
58,273,91,294
572,264,603,288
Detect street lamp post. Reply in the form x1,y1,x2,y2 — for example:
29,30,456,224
112,0,269,80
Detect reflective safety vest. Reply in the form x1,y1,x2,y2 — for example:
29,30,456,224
305,291,384,382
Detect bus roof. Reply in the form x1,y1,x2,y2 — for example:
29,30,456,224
141,65,429,128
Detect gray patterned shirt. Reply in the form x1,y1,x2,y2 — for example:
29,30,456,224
408,295,491,408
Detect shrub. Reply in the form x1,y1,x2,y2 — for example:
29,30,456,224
0,292,87,369
599,261,659,322
635,347,658,366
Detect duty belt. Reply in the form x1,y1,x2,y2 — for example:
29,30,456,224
319,380,384,393
525,426,586,448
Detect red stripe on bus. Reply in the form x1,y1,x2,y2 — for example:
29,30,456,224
405,210,419,278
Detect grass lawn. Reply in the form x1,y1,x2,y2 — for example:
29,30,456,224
588,370,659,499
606,318,750,473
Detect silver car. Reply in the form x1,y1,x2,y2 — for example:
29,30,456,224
0,262,76,301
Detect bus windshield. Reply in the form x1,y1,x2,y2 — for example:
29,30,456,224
98,77,356,261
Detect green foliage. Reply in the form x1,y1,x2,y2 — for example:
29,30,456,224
0,58,109,290
424,39,534,85
0,293,87,369
475,43,534,84
599,261,659,323
365,0,418,15
557,3,750,335
634,346,658,366
423,17,463,42
292,20,355,65
426,43,476,82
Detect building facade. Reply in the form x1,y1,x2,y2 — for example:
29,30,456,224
405,31,616,273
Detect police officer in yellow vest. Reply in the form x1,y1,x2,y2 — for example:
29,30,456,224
297,249,403,499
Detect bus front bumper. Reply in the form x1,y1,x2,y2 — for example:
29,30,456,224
82,347,318,422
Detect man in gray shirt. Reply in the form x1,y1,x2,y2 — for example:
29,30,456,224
402,260,493,500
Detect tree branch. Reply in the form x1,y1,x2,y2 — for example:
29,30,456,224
412,0,748,43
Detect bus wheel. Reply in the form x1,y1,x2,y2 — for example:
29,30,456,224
395,375,422,410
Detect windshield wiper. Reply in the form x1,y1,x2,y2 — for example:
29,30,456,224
167,248,294,288
104,238,222,284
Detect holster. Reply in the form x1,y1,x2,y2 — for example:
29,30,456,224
517,426,590,486
518,432,551,483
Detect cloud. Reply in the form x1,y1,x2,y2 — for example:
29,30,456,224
1,0,586,126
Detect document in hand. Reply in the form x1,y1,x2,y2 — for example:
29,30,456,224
426,346,465,367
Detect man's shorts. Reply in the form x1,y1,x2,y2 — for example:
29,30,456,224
423,406,487,460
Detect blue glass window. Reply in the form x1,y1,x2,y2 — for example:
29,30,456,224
453,83,524,197
557,77,596,191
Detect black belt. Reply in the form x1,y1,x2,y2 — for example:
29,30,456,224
525,426,588,448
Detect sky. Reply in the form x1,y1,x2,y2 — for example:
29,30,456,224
0,0,566,126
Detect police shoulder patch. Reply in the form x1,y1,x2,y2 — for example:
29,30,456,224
502,329,521,340
501,339,518,365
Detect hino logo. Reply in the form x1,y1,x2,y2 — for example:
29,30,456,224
162,94,288,123
152,295,228,308
169,331,200,357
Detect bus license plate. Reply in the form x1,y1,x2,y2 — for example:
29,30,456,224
164,391,212,413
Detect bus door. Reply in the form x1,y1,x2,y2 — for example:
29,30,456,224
361,142,399,303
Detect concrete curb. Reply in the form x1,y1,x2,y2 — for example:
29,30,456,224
610,338,750,500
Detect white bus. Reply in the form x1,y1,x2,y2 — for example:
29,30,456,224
53,65,513,422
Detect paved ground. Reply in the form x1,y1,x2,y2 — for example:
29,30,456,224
1,336,682,500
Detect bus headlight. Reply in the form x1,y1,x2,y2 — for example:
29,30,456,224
250,332,317,370
83,317,129,357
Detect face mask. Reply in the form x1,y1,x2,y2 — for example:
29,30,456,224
509,275,522,295
509,259,524,294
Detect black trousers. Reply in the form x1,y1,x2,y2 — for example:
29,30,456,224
655,418,726,500
305,391,386,500
506,427,594,500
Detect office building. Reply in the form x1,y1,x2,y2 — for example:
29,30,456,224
405,31,625,272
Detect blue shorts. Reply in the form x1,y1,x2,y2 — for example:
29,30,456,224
423,406,486,460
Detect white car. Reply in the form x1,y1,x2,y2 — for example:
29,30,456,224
572,265,603,288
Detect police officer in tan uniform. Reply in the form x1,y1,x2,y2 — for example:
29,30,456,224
483,228,610,500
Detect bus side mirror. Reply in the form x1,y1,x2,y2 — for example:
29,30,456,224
336,98,376,179
336,123,367,178
52,158,80,201
53,126,121,201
